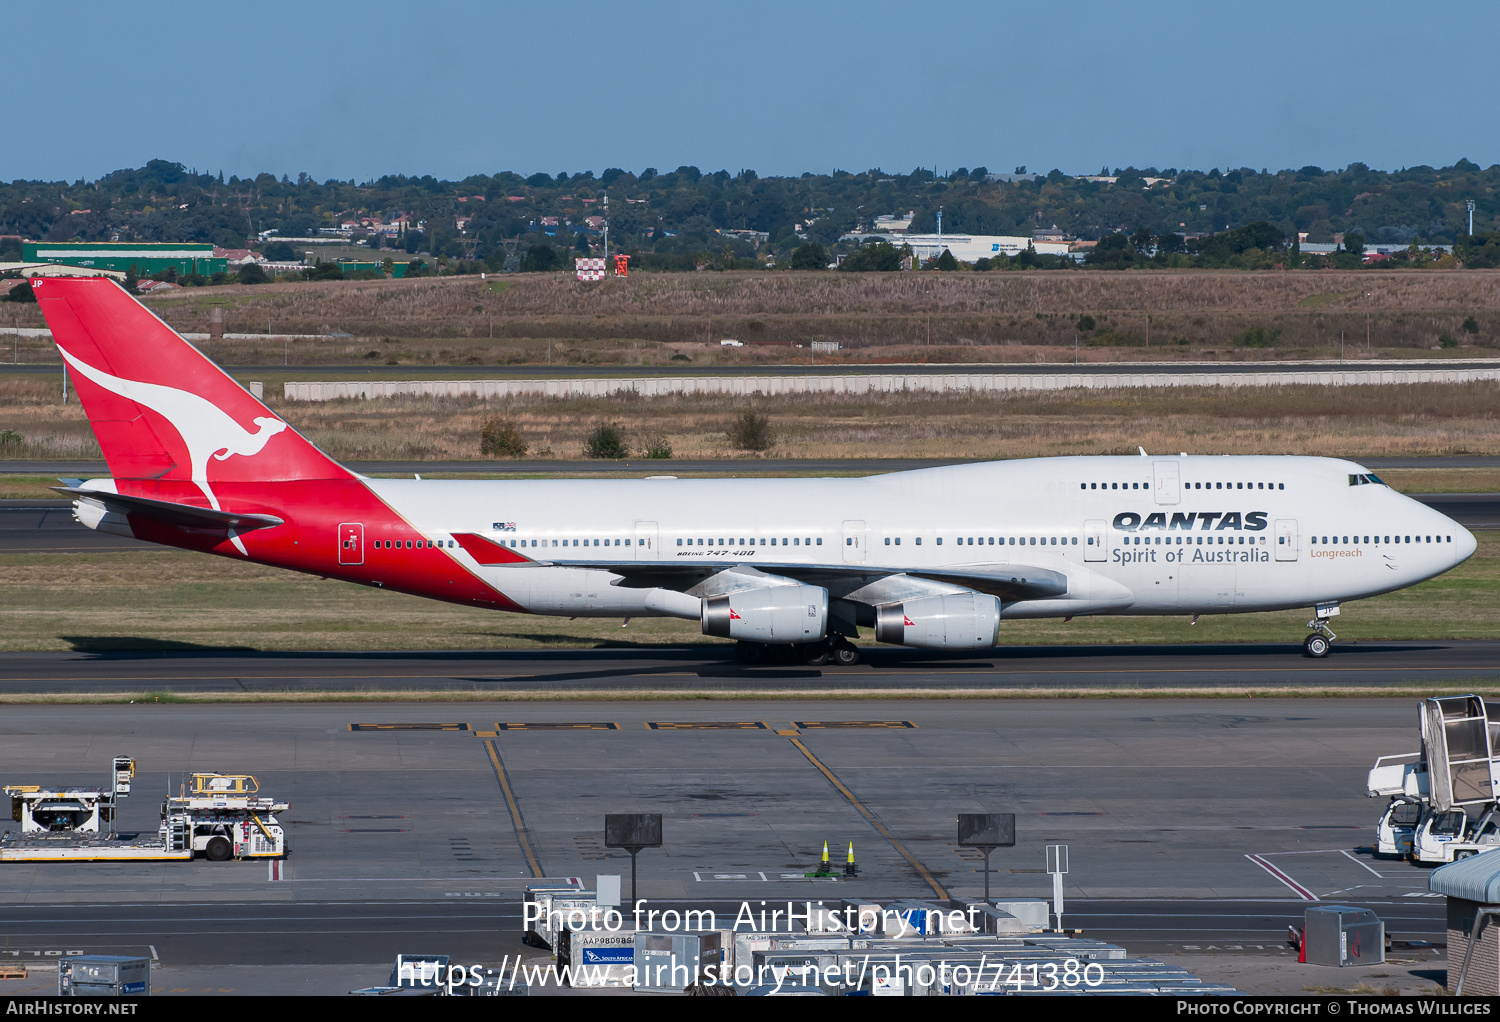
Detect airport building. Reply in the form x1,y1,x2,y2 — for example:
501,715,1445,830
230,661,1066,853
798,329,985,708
21,241,227,276
899,233,1073,263
843,232,1075,263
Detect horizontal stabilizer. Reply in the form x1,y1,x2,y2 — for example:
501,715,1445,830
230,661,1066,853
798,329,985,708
54,487,285,531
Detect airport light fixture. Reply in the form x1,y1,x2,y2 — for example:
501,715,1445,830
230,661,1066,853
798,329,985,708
1468,199,1476,236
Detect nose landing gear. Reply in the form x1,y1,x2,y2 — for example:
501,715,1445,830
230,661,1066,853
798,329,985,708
1302,602,1340,658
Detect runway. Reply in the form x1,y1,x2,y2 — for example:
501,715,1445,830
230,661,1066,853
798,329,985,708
3,640,1500,695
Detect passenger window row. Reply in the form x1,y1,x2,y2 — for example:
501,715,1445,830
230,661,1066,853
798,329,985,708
484,539,619,549
675,537,820,547
1080,481,1285,491
373,539,452,550
1123,535,1265,546
1311,534,1452,545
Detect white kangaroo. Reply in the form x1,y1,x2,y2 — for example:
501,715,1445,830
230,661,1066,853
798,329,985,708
59,347,287,554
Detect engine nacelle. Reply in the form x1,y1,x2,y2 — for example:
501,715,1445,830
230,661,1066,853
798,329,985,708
702,584,829,643
874,593,1001,650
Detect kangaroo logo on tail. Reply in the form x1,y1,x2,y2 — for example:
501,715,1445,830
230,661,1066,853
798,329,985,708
59,347,287,554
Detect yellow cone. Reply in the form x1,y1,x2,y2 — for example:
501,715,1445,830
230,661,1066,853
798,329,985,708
847,842,855,864
821,841,830,864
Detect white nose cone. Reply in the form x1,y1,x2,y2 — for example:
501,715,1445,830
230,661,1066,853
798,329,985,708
1457,525,1478,565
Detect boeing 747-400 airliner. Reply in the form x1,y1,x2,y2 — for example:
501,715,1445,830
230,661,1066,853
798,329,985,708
33,276,1476,663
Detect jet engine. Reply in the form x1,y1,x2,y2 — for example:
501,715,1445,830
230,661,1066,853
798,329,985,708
702,584,829,643
874,593,1001,650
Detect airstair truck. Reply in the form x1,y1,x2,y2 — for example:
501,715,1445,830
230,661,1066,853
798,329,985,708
1367,696,1500,865
2,761,288,863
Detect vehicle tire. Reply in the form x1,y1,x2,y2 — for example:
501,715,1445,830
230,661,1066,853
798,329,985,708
832,644,860,666
1457,850,1477,860
204,836,232,862
1303,633,1331,658
735,642,765,665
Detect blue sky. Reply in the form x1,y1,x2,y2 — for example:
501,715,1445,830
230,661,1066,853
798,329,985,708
9,1,1496,182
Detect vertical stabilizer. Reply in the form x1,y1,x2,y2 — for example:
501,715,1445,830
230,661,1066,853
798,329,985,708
33,277,349,497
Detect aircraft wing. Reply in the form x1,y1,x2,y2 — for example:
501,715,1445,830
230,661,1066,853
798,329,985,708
592,560,1068,603
54,487,286,531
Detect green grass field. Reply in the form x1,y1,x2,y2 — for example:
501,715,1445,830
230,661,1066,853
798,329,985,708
1,532,1495,654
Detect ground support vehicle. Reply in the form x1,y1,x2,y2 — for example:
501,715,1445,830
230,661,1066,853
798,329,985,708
1,765,287,863
1368,696,1500,865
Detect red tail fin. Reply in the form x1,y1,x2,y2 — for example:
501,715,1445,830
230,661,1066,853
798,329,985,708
33,277,348,491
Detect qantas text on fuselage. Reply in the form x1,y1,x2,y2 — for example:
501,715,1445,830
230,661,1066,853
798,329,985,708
30,276,1476,660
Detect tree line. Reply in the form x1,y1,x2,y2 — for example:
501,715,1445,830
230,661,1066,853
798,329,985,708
3,158,1498,273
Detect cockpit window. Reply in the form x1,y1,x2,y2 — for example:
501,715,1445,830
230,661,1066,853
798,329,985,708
1349,473,1386,487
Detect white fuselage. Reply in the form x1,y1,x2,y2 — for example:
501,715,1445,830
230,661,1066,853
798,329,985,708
367,455,1475,621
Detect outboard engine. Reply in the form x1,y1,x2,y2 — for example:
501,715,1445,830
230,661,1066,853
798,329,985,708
874,593,1001,650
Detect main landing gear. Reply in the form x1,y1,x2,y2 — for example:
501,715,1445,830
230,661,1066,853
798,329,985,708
1302,601,1340,658
735,638,861,666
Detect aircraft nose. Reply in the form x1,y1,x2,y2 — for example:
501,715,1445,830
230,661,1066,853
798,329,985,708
1456,523,1478,565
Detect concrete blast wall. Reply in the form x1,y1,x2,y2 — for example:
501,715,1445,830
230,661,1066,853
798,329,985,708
283,365,1500,402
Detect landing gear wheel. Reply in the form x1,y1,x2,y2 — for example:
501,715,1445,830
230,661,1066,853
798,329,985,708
204,836,232,862
1303,633,1331,658
803,644,830,666
831,643,860,666
735,642,766,665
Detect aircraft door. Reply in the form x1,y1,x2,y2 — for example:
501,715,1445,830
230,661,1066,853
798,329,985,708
1153,461,1181,505
1084,520,1106,562
633,521,658,561
842,520,866,563
337,522,363,565
1275,519,1298,561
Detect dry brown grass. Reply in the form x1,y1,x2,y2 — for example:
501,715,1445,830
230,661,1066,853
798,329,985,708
5,269,1499,365
0,376,100,458
10,377,1500,462
246,379,1500,462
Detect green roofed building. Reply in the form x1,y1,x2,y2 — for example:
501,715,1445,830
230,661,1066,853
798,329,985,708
22,241,226,276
